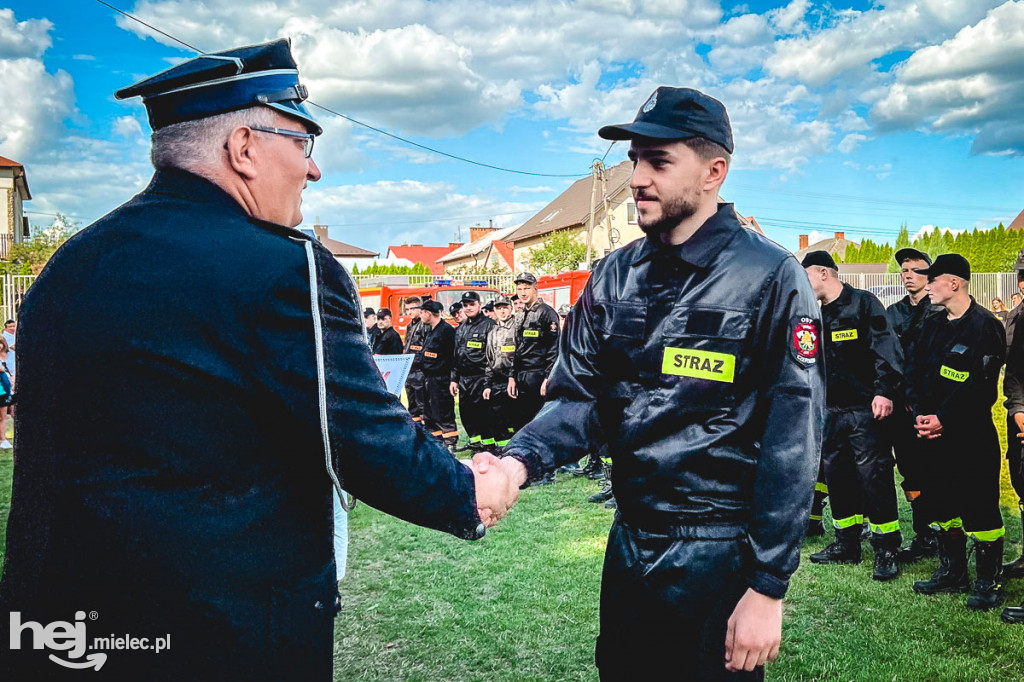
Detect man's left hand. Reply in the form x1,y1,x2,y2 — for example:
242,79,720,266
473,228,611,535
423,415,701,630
724,588,782,673
871,396,893,420
540,378,548,397
915,414,943,439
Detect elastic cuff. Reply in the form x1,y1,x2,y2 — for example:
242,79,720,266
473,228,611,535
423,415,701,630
747,570,788,600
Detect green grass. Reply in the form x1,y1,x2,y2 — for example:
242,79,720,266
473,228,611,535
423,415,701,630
3,402,1024,680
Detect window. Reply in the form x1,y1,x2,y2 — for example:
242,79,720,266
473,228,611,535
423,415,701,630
627,202,637,224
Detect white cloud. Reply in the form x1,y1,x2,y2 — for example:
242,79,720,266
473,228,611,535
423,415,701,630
0,9,52,59
838,133,868,154
913,224,966,240
112,116,143,139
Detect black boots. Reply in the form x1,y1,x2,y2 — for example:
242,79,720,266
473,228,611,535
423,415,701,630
557,460,584,474
966,538,1004,611
897,527,939,564
1002,511,1024,579
913,529,970,595
871,532,902,582
1002,601,1024,624
580,453,603,478
588,463,613,504
810,526,862,565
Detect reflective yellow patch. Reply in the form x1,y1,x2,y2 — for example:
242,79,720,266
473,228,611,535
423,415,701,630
523,329,540,337
467,341,483,349
831,329,858,342
940,366,968,382
501,345,516,352
661,347,735,383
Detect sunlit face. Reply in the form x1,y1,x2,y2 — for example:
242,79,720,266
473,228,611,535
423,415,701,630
628,140,708,236
514,300,525,313
365,314,376,329
924,274,958,307
377,315,392,330
900,259,929,296
495,305,511,321
248,112,322,227
463,300,481,318
1013,294,1022,308
515,282,538,306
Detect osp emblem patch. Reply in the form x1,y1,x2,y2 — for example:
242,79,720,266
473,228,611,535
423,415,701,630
642,91,658,114
791,316,818,366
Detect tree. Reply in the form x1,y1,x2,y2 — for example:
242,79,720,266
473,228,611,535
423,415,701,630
2,213,79,275
523,230,587,274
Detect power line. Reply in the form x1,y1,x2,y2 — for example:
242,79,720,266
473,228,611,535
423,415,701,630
95,0,202,52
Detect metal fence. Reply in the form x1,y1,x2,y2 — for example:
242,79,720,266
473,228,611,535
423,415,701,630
351,273,516,291
0,274,34,322
838,272,1019,309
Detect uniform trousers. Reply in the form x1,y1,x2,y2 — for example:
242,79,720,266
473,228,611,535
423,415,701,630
822,406,901,543
891,407,933,534
456,374,488,443
596,517,762,681
511,368,547,431
484,377,515,447
926,418,1004,536
405,369,425,420
1006,414,1024,511
423,374,458,445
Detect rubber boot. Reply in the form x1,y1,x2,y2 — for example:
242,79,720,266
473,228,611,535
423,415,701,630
557,460,584,475
913,529,970,595
580,453,602,478
871,531,902,582
967,538,1005,611
589,463,613,503
1002,510,1024,579
898,526,939,564
810,525,862,565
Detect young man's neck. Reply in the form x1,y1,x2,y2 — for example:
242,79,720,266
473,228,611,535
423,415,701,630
907,290,928,306
944,294,971,319
658,199,718,247
821,279,844,306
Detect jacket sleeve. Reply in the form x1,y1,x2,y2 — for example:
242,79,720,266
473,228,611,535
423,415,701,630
543,307,561,376
255,246,483,540
484,328,495,384
1004,318,1024,417
865,295,903,401
501,272,607,481
746,257,825,599
935,316,1006,431
450,326,462,383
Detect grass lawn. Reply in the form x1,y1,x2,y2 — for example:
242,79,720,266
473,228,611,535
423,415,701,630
3,402,1024,680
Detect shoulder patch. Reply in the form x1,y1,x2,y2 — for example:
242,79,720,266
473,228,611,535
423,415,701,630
791,316,819,366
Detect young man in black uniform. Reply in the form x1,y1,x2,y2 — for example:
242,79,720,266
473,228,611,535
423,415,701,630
419,299,459,451
905,254,1007,611
403,296,428,422
1001,280,1024,623
451,291,495,452
885,248,945,562
365,306,381,348
802,251,903,580
371,308,404,355
482,296,518,450
476,86,825,680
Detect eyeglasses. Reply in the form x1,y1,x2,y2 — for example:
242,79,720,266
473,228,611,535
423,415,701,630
249,126,315,158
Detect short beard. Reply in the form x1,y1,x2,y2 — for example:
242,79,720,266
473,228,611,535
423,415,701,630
638,195,699,236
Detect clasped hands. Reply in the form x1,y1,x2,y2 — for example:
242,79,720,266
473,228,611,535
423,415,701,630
465,452,528,528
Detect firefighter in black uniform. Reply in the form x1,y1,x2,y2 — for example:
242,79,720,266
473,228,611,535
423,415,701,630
451,291,496,452
403,296,427,423
1001,272,1024,623
802,251,903,580
885,248,945,562
482,296,517,449
365,306,381,348
371,307,404,355
905,254,1007,611
419,299,459,451
475,87,825,679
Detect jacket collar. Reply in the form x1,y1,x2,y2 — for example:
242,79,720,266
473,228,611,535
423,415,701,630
630,202,741,269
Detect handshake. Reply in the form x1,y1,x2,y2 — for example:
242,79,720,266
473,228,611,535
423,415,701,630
464,452,529,528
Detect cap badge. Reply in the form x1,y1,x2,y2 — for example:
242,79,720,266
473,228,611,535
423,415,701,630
642,91,658,114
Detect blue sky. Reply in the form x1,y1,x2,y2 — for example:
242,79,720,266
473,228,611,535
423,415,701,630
2,0,1021,254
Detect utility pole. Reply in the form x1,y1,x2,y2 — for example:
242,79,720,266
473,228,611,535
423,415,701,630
584,160,603,270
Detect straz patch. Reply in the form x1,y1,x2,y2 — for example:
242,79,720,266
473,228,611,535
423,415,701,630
940,366,969,382
466,341,483,349
791,316,819,367
410,345,423,351
661,348,735,383
424,351,438,358
501,345,516,353
831,329,858,342
523,329,540,338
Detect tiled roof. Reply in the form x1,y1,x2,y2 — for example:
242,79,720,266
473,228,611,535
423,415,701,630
438,224,520,263
386,245,454,274
0,155,23,168
1009,208,1024,231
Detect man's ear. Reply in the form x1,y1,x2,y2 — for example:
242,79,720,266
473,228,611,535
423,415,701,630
225,126,258,180
703,157,728,193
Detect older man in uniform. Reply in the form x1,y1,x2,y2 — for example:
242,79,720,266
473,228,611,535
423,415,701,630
1001,275,1024,623
0,40,518,680
451,291,495,452
372,308,404,355
885,248,944,562
403,296,428,422
476,86,824,680
802,251,903,580
905,254,1006,611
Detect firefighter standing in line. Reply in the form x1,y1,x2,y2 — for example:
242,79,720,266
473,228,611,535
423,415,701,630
450,301,466,325
482,296,518,450
885,248,945,563
419,299,460,452
372,308,404,355
451,291,496,453
1000,272,1024,623
802,251,904,581
905,254,1007,611
403,296,428,423
507,271,560,485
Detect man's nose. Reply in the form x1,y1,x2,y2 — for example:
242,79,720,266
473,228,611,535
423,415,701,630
307,156,322,182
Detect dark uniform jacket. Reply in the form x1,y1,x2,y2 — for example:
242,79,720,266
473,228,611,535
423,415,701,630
885,294,944,351
1006,300,1024,350
420,320,456,377
512,300,560,375
372,326,403,355
367,323,382,348
485,317,517,385
452,313,495,381
405,317,428,367
0,169,483,680
1004,312,1024,418
503,203,825,599
820,282,903,408
905,298,1006,433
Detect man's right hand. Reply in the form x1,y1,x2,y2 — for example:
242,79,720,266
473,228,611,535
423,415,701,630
507,377,518,399
1014,412,1024,440
482,388,491,400
467,452,525,527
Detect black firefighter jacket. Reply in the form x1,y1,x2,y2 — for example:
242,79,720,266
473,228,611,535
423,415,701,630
0,169,483,681
503,203,826,599
512,300,560,376
452,313,495,381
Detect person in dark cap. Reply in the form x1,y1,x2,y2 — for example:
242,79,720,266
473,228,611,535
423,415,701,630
801,250,904,581
419,299,459,451
0,39,519,680
372,308,403,355
482,300,497,321
511,292,525,316
1002,259,1024,591
903,254,1007,612
474,86,824,679
884,247,945,563
507,271,561,484
449,301,466,325
451,291,496,452
365,306,382,348
482,296,518,451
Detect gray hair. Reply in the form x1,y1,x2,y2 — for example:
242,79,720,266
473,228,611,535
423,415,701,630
150,106,277,173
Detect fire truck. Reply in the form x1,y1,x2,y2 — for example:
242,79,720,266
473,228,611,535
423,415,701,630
357,277,502,338
535,270,592,308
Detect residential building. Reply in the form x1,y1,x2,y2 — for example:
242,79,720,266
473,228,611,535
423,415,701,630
795,231,860,262
299,220,379,270
438,223,519,273
386,244,459,274
0,155,31,258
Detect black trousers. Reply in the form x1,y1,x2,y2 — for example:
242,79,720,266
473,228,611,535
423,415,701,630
484,376,515,446
405,369,425,420
423,374,458,444
927,419,1004,536
596,518,762,681
1006,414,1024,511
512,368,547,431
891,407,933,534
457,374,488,442
822,406,900,543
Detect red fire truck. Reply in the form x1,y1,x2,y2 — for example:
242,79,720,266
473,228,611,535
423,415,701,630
535,270,592,308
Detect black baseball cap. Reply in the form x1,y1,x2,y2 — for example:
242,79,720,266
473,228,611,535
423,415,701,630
421,300,444,314
514,271,537,285
894,248,932,266
376,308,392,319
914,253,971,281
493,296,512,308
449,302,463,316
598,87,734,154
461,291,481,303
801,250,838,270
482,302,495,312
363,307,376,318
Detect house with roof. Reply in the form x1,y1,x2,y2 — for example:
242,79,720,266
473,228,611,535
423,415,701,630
794,231,860,262
385,244,459,275
299,220,379,270
0,155,31,258
438,223,519,273
1008,208,1024,231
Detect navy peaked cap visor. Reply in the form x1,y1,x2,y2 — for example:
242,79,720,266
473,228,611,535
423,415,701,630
598,86,733,153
